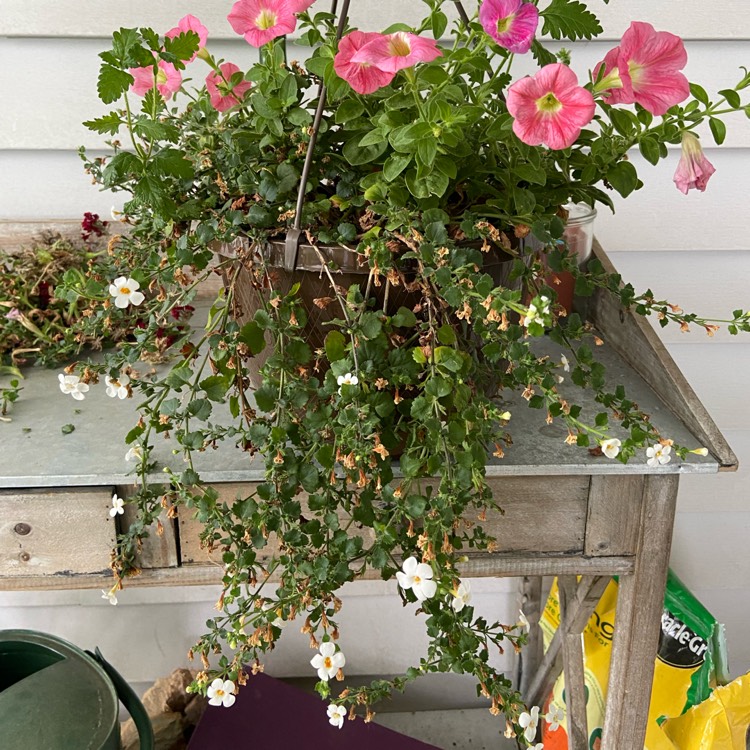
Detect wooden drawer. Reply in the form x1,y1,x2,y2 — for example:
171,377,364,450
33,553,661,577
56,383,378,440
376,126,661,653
0,488,115,579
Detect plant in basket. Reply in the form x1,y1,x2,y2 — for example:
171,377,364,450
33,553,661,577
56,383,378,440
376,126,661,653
74,0,750,743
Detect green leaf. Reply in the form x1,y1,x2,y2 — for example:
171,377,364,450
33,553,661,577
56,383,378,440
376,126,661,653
111,27,142,62
162,30,199,64
153,148,193,179
541,0,603,40
531,40,557,67
607,160,639,198
324,331,347,362
335,99,365,123
188,398,213,421
97,64,134,104
200,375,229,402
254,386,277,412
360,312,382,339
383,153,411,182
431,10,448,39
83,111,124,135
638,137,661,166
61,424,75,435
514,164,547,185
719,88,741,109
238,321,266,354
689,83,710,105
392,306,417,328
342,135,388,166
437,324,456,345
709,118,726,145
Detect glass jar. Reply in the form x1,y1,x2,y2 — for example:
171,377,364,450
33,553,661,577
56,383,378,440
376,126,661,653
563,202,597,264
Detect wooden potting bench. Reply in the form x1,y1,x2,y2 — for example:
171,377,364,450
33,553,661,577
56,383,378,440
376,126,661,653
0,243,737,749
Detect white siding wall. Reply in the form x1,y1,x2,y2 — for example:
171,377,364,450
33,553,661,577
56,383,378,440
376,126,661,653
2,1,750,689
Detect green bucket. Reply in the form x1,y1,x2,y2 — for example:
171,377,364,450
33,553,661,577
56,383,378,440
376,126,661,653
0,629,154,749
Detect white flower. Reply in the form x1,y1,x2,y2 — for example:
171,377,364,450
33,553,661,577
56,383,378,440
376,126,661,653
524,296,550,329
601,438,621,459
336,372,359,394
109,276,145,309
207,678,236,708
560,354,570,372
646,443,672,467
263,601,284,628
311,642,346,682
518,610,530,633
451,580,472,612
327,703,346,729
396,556,437,601
125,445,143,463
519,706,540,743
58,373,89,401
531,744,544,750
109,493,125,517
545,702,565,731
101,588,118,606
105,373,130,399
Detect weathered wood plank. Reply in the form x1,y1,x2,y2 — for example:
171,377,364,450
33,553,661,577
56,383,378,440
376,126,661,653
600,474,679,750
559,576,589,750
0,554,635,591
589,240,738,471
177,477,591,566
120,485,179,570
0,488,115,578
584,476,643,556
519,576,544,696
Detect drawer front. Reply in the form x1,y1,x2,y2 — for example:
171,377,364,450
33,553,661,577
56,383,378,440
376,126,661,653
0,489,115,579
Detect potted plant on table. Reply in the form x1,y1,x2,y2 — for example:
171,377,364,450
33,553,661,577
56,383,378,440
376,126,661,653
68,0,750,743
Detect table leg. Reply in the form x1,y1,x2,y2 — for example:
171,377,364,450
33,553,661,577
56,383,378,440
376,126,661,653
601,474,679,750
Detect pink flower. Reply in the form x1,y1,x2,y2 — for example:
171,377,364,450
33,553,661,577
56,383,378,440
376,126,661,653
351,32,442,74
506,64,595,150
479,0,539,55
287,0,316,11
596,21,689,116
673,132,716,194
165,15,209,62
5,308,22,321
227,0,297,47
206,63,252,112
334,31,397,95
129,60,182,99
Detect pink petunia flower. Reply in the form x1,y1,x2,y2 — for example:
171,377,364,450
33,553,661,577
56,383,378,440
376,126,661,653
165,15,209,62
506,63,596,150
479,0,539,55
227,0,297,47
129,60,182,99
287,0,317,11
595,21,689,116
334,31,397,95
351,32,442,74
673,132,716,194
206,63,253,112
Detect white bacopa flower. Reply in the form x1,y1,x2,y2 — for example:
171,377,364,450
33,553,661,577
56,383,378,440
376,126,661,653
545,702,565,731
327,703,346,729
263,601,284,628
58,373,89,401
336,372,359,394
560,354,570,372
105,373,130,399
109,276,145,309
451,580,472,612
125,445,143,463
519,706,540,743
601,438,621,459
101,588,118,606
646,443,672,467
109,493,125,517
396,556,437,601
518,610,530,633
311,642,346,682
207,678,236,708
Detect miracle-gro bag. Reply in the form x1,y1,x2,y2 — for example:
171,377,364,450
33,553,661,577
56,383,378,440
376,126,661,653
538,571,727,749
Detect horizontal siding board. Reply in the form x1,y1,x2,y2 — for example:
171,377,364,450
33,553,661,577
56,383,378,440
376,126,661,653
3,38,750,151
2,0,749,41
607,250,750,344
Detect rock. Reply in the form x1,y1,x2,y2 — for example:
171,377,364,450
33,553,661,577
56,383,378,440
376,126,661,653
141,668,194,715
121,712,186,750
